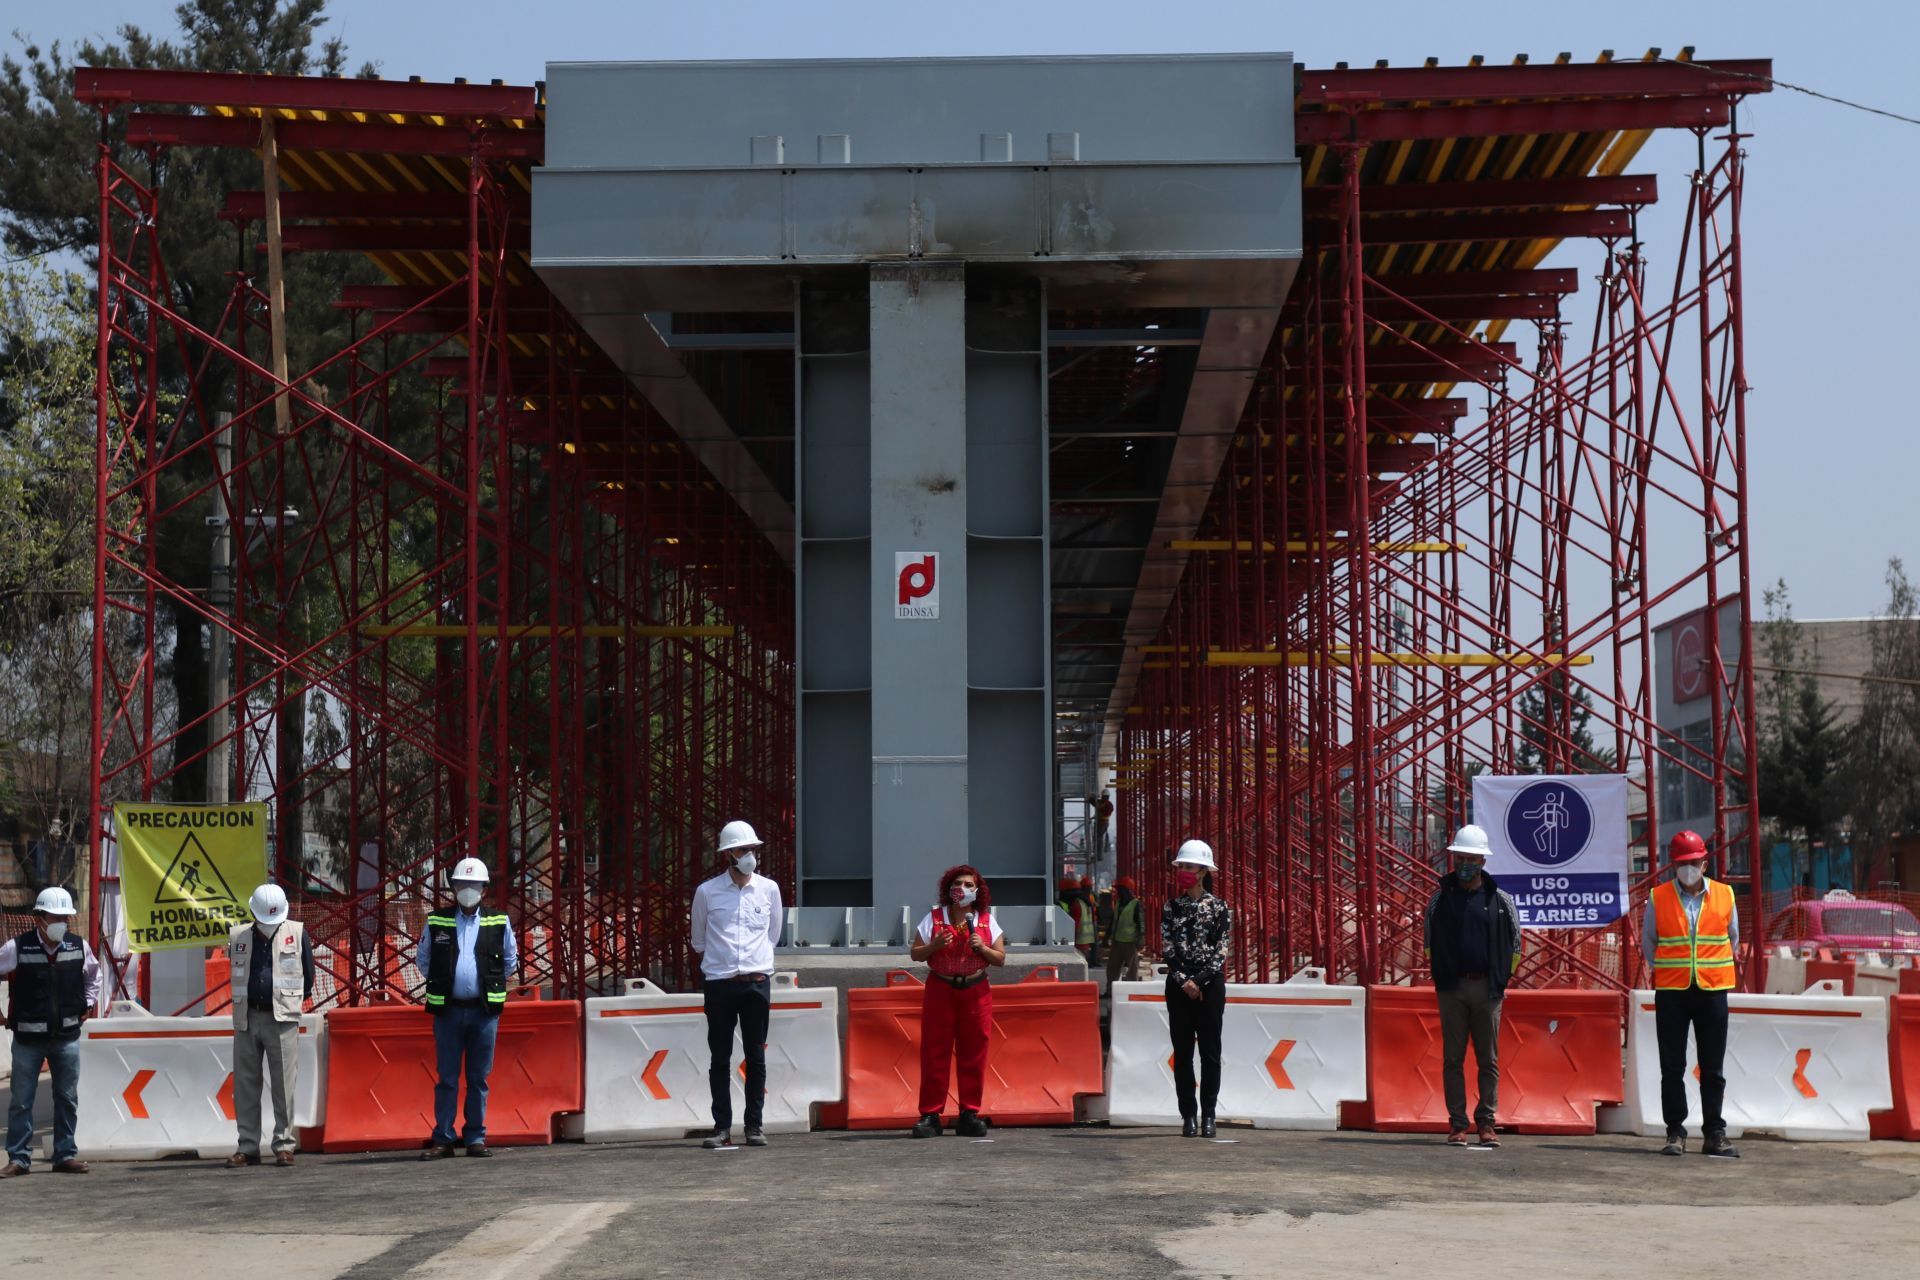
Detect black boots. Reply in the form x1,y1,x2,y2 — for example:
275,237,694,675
911,1113,942,1139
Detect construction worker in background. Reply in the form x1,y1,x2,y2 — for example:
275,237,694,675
1075,876,1098,959
1091,882,1113,967
1,887,100,1176
1643,830,1740,1158
690,820,783,1150
1162,841,1231,1137
1423,824,1522,1148
1106,877,1144,984
908,864,1007,1137
1092,791,1114,854
417,856,517,1159
225,883,314,1168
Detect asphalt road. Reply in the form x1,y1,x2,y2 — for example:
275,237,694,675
1,1116,1917,1278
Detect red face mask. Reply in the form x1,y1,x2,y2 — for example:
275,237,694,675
1174,869,1200,892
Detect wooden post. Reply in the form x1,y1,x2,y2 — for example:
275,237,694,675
260,115,291,437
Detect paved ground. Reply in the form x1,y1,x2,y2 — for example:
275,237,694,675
2,1085,1918,1279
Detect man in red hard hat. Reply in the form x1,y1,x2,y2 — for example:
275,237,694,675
1641,830,1740,1158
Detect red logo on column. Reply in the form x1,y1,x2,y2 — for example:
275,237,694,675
895,552,939,619
1669,608,1710,704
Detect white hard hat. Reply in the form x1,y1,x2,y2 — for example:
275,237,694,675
717,820,763,854
451,856,490,884
33,886,77,916
1447,824,1491,856
1173,839,1216,870
249,883,289,926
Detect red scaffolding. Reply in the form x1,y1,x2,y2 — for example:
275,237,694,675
78,69,793,1009
1114,53,1773,992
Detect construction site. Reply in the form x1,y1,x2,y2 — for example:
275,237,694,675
5,33,1920,1279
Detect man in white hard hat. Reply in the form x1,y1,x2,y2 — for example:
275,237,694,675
1423,824,1522,1148
415,856,517,1159
689,820,783,1149
1,887,101,1176
224,883,314,1168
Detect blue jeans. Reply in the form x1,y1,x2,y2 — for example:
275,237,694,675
430,1005,498,1146
8,1036,81,1168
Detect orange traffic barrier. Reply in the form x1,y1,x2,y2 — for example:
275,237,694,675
1342,986,1624,1134
1870,995,1920,1141
1899,968,1920,997
845,968,1101,1129
321,1000,583,1151
1805,956,1856,995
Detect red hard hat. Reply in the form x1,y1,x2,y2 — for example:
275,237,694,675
1057,876,1077,892
1668,830,1709,863
1078,875,1093,889
1115,876,1137,891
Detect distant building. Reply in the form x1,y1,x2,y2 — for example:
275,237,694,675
1654,603,1920,891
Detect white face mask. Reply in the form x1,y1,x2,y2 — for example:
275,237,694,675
43,921,68,943
732,852,758,877
455,886,483,909
951,886,977,907
1674,865,1704,889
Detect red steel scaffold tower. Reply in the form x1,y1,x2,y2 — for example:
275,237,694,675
1114,54,1772,992
79,70,794,1009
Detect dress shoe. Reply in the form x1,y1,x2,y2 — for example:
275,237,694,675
1447,1130,1471,1146
52,1159,90,1174
1200,1117,1217,1139
1477,1124,1501,1147
274,1151,296,1167
1181,1116,1198,1138
464,1143,492,1158
420,1143,457,1160
0,1163,27,1177
225,1152,259,1168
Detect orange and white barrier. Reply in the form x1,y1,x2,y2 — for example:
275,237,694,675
1622,982,1893,1141
1108,969,1367,1130
75,1002,326,1159
582,975,841,1141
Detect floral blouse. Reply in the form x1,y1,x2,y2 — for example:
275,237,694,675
1161,893,1232,985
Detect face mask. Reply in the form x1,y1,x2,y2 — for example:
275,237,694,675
1675,865,1704,889
949,884,977,906
43,922,68,943
1174,869,1200,892
1456,863,1481,883
732,852,758,877
455,887,482,910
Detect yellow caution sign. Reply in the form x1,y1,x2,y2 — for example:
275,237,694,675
114,803,268,952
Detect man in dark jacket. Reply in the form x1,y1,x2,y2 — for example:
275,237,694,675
1423,824,1523,1147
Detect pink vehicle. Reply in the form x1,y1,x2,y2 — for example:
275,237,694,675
1768,890,1920,961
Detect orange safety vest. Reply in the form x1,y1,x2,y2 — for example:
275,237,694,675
1651,879,1736,991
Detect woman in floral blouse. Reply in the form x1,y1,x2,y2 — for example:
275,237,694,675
1162,838,1232,1137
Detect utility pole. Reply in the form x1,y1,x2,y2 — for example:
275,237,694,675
207,411,233,806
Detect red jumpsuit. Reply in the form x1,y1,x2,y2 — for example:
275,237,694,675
918,910,994,1116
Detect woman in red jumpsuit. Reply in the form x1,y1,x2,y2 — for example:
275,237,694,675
908,864,1006,1138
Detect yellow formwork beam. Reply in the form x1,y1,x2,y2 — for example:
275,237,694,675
361,623,736,640
1168,539,1464,554
1204,651,1594,669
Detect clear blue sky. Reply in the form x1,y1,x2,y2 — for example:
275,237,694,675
26,0,1920,620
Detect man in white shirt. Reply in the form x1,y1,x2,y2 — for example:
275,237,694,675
689,820,784,1150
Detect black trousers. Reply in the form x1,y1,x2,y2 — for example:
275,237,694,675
703,975,771,1131
1166,973,1226,1119
1655,984,1730,1139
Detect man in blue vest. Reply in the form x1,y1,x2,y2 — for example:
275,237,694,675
2,887,102,1175
415,856,517,1159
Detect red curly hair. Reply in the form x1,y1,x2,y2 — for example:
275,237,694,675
936,864,992,918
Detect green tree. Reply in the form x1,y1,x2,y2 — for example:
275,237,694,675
1514,681,1617,774
0,2,380,808
1842,559,1920,852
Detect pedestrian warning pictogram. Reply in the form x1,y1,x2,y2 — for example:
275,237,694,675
152,831,242,906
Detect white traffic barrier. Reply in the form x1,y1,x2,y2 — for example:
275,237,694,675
582,973,841,1141
1762,945,1809,996
1108,969,1367,1130
1622,982,1893,1141
75,1002,326,1159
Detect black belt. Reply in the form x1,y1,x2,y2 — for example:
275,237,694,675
933,971,989,989
1461,971,1487,980
714,973,769,983
444,996,489,1008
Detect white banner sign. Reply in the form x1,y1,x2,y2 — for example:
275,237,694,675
1471,773,1628,929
